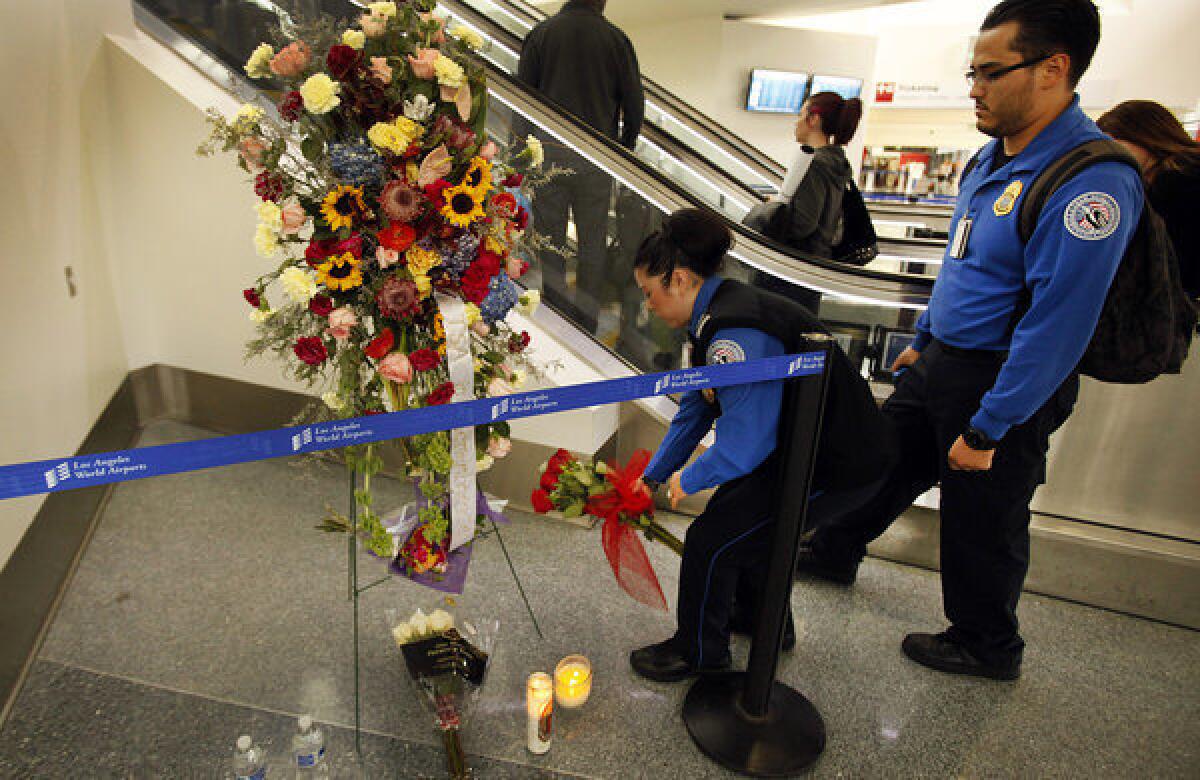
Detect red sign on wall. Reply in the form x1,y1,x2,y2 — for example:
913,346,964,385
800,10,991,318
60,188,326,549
875,82,896,103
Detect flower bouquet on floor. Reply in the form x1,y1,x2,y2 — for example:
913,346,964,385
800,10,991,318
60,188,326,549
197,0,555,584
388,606,498,779
531,449,683,610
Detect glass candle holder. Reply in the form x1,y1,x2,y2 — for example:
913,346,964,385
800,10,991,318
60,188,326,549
526,672,553,754
554,655,592,708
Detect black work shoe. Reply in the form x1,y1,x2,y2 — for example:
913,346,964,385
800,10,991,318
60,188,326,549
794,530,859,585
901,632,1020,681
629,639,730,683
728,613,797,651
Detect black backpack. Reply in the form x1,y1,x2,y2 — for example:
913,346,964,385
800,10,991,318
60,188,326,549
963,139,1198,383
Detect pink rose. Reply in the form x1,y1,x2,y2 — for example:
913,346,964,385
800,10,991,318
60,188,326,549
269,41,311,78
407,48,439,80
487,377,513,397
377,352,413,383
279,197,306,234
237,137,269,172
420,13,447,45
505,255,525,279
479,140,497,160
376,246,400,269
470,320,491,337
326,307,358,341
487,436,512,459
368,56,392,84
360,13,387,37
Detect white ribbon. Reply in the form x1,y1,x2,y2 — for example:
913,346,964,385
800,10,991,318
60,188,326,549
434,293,477,551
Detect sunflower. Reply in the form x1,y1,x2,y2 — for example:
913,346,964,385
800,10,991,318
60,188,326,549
440,183,485,228
462,156,493,196
315,251,364,291
320,185,368,231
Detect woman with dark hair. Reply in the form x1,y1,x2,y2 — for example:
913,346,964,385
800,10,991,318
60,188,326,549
627,208,893,682
1098,100,1200,298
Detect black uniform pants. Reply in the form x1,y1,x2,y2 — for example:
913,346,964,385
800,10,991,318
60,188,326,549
811,340,1079,666
673,460,885,668
532,147,611,334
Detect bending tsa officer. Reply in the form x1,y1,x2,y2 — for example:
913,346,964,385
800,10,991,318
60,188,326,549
628,208,894,682
796,0,1142,681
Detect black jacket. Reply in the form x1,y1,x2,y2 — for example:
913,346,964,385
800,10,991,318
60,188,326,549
517,0,644,148
1148,158,1200,299
689,279,896,493
774,145,853,258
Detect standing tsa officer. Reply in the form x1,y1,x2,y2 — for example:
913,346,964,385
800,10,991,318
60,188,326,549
795,0,1142,681
628,209,893,682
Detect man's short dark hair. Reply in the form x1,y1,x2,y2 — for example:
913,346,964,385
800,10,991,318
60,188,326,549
981,0,1101,86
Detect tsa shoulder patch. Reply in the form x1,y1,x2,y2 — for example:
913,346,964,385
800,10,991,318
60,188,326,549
1063,191,1120,241
707,339,746,365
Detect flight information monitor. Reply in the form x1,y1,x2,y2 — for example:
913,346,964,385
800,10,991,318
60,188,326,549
810,75,863,100
746,69,811,114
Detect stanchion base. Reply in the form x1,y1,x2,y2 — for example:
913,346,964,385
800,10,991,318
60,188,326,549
682,672,825,777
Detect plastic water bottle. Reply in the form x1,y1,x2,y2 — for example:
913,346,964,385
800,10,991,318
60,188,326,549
232,735,267,780
292,715,329,776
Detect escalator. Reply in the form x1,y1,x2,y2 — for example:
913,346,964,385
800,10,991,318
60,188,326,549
130,0,1200,628
435,0,948,273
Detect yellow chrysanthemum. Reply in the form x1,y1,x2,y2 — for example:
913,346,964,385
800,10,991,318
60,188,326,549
368,117,424,155
315,252,364,291
433,54,466,89
440,183,485,228
320,185,367,231
432,311,447,356
406,245,441,276
462,156,492,196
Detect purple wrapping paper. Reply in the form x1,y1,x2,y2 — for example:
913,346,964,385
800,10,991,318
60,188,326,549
377,486,509,594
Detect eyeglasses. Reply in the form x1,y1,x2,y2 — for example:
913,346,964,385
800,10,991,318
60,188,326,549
965,54,1052,88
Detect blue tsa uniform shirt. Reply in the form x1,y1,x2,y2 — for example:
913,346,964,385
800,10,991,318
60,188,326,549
644,275,784,495
914,96,1143,440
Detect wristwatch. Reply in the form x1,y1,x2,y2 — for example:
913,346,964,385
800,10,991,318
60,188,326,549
963,426,999,451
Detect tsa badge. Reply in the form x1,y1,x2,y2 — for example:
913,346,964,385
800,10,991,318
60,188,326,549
993,179,1023,217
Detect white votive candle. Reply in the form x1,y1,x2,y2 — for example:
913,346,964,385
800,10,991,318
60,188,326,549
526,672,553,754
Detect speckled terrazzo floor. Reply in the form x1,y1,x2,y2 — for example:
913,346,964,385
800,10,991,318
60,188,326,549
1,420,1197,778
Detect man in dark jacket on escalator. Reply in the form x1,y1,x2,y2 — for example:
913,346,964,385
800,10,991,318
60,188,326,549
517,0,644,335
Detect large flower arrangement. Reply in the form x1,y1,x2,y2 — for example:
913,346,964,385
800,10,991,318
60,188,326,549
198,0,546,576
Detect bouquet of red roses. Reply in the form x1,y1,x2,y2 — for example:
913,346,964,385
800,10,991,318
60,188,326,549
531,449,683,610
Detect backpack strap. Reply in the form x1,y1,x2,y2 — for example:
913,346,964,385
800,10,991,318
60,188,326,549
1017,138,1141,244
960,147,985,182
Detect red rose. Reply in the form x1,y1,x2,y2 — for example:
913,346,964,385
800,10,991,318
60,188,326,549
475,250,503,277
364,329,394,359
307,295,332,317
531,489,554,513
503,173,524,187
243,288,260,307
423,178,452,204
376,277,421,321
425,381,455,406
378,222,416,252
539,470,559,491
294,337,328,366
513,206,529,231
408,348,441,372
278,90,303,122
326,44,361,81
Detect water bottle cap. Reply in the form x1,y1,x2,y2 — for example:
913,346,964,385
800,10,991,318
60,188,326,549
237,735,252,751
298,715,313,731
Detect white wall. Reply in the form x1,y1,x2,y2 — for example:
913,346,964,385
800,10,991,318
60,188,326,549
0,0,136,567
627,18,878,168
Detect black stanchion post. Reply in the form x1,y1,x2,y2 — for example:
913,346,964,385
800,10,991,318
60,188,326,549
682,335,832,777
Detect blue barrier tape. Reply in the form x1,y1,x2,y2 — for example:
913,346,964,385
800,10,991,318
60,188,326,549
0,352,826,500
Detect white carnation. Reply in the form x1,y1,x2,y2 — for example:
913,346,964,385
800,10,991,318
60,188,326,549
256,200,282,232
510,369,527,389
322,392,345,411
254,223,280,257
403,94,435,121
428,609,454,632
391,622,413,645
249,308,274,323
449,24,485,50
279,267,317,303
516,289,540,316
409,608,430,637
525,135,543,167
367,1,397,18
342,29,365,49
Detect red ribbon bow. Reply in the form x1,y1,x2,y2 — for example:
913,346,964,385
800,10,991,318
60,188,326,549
588,450,668,611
